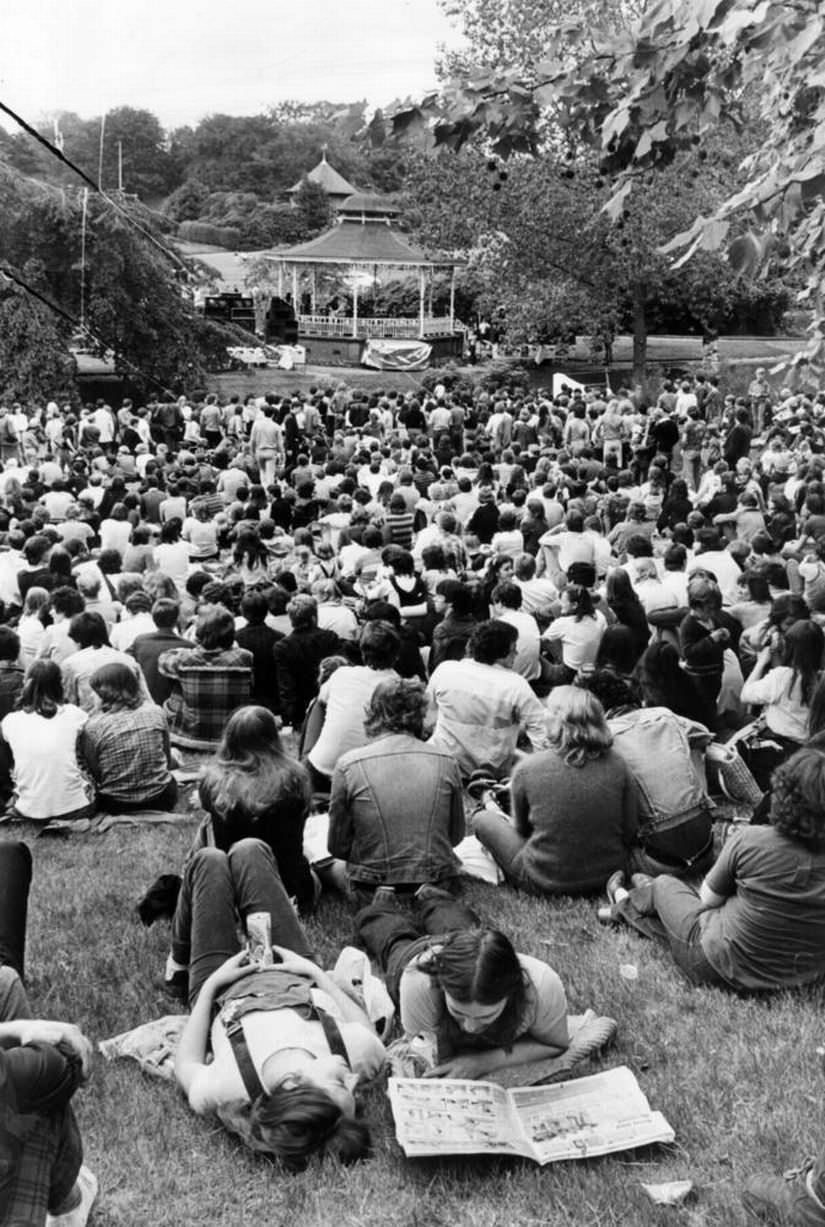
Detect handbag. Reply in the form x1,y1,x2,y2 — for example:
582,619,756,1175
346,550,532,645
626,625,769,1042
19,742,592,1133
706,740,764,808
727,719,787,793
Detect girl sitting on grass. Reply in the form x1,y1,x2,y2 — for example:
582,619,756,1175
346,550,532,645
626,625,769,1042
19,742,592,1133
601,744,825,994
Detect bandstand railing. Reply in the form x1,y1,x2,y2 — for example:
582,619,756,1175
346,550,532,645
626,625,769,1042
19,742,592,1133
297,315,459,339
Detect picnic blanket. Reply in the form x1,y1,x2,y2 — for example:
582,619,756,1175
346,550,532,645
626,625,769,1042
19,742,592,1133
40,810,195,836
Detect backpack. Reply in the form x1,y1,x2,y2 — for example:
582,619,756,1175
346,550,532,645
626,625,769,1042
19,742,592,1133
608,707,711,840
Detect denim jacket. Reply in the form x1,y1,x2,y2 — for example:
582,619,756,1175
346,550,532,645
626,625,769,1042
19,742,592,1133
328,733,464,885
607,706,713,840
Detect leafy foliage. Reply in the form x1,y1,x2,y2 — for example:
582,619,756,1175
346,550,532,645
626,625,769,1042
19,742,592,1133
397,139,783,372
0,107,180,198
402,0,825,369
293,177,332,234
0,164,240,396
0,276,77,402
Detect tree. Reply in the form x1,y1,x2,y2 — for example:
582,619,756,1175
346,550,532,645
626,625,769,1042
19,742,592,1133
0,269,76,403
163,179,211,223
392,0,825,373
0,162,241,396
293,177,332,234
398,137,768,377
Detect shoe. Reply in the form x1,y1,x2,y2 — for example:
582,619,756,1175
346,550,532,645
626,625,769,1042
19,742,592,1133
47,1165,98,1227
163,953,189,1002
742,1163,825,1224
597,905,617,925
414,883,455,905
605,870,626,904
466,768,500,801
630,872,654,890
372,885,399,907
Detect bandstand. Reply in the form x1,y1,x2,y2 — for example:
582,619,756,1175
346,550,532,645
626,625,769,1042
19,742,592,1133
267,193,464,369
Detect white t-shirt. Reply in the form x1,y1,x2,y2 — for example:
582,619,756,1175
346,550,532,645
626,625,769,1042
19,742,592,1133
308,667,398,777
99,520,132,555
2,706,90,818
499,609,542,682
542,610,607,669
153,542,191,590
110,612,156,653
740,665,811,743
187,989,385,1114
18,614,46,666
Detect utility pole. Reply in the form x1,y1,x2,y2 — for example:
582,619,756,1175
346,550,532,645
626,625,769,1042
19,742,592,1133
97,113,106,190
80,188,89,329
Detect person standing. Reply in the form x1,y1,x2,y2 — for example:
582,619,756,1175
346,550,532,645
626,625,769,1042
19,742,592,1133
250,407,283,489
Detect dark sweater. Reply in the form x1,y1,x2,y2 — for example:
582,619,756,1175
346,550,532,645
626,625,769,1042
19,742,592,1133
509,748,638,894
236,622,284,711
197,776,314,914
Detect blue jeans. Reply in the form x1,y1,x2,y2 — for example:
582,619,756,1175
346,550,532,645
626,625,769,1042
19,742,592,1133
356,892,480,1003
171,838,313,1007
0,841,31,980
627,875,731,989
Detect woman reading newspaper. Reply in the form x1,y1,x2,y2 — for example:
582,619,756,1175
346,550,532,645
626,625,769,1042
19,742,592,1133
356,887,569,1079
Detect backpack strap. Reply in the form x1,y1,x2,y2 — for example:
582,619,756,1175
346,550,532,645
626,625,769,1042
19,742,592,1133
223,1002,350,1102
316,1008,351,1068
223,1010,265,1101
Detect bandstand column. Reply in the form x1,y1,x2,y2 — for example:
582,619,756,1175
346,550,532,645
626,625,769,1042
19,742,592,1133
418,267,425,337
352,281,359,338
449,266,456,331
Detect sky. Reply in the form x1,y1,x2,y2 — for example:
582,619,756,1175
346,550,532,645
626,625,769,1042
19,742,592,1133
0,0,466,133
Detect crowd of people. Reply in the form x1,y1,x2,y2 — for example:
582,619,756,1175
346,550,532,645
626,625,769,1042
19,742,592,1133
3,367,825,1223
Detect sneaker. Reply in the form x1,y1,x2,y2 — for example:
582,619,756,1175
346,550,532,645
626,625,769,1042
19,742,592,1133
605,870,626,904
742,1164,825,1225
414,883,456,905
597,904,618,925
372,885,399,907
47,1165,98,1227
466,769,500,802
163,953,189,1002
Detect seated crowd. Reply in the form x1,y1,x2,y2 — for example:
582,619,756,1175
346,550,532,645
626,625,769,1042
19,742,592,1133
3,370,825,1224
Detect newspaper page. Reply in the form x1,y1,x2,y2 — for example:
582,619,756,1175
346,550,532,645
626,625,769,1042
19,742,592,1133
511,1067,674,1164
388,1067,673,1164
388,1077,530,1160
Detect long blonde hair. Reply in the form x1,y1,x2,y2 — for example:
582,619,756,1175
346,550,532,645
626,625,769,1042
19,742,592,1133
545,685,612,767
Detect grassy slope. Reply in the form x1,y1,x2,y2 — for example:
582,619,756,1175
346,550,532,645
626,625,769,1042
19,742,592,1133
19,819,825,1227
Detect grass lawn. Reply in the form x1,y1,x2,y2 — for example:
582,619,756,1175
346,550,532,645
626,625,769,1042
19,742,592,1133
17,812,825,1227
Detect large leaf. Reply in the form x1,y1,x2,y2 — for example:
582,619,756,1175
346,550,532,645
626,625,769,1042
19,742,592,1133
603,179,632,221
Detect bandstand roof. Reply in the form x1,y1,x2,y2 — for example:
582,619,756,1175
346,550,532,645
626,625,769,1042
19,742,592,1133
272,200,462,269
286,153,358,198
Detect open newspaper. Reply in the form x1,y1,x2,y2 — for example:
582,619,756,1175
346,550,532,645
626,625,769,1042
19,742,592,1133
388,1066,674,1164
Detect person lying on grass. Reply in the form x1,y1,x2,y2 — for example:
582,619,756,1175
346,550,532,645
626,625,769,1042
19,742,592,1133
171,838,385,1169
0,841,98,1227
356,885,569,1080
600,743,825,994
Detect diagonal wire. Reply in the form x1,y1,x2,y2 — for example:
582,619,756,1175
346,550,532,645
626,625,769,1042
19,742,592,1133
0,99,190,273
0,262,176,398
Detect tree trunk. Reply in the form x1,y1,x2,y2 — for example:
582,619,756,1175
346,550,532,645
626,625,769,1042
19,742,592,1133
632,284,647,385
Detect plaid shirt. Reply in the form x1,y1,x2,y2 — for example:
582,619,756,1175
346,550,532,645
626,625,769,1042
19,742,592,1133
0,969,83,1225
159,646,253,746
79,703,172,803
